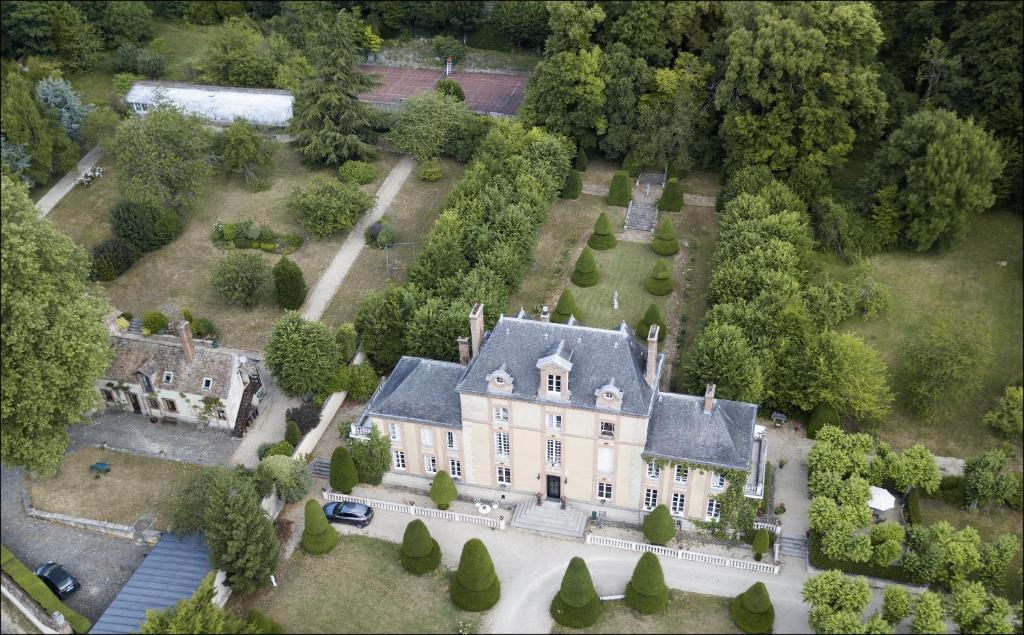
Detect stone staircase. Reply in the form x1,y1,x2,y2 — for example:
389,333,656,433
624,200,658,231
310,458,330,479
777,534,808,559
510,500,587,539
127,318,143,335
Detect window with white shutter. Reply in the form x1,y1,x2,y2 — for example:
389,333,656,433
388,423,401,442
420,429,433,447
597,447,614,475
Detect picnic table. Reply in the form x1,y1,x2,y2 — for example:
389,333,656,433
89,462,111,477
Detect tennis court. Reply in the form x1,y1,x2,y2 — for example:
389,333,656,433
358,65,528,116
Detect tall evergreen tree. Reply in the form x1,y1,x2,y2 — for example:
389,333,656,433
731,581,774,634
549,557,603,627
273,256,307,310
651,217,679,255
329,446,357,494
1,72,77,185
682,322,763,403
300,498,338,555
205,478,278,593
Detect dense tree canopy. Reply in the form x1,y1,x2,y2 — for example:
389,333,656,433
265,312,340,397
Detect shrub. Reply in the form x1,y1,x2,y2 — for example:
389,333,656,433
0,545,91,633
574,146,589,171
636,304,666,342
645,260,673,296
983,385,1023,440
807,404,839,439
400,519,442,575
651,217,679,255
337,160,376,185
247,608,283,634
752,529,770,561
608,170,631,207
285,404,321,435
430,470,458,510
365,221,398,248
256,455,312,503
435,78,465,101
288,178,375,239
350,426,391,485
211,252,271,307
300,499,338,555
882,586,911,625
418,157,443,181
284,421,301,447
337,364,380,401
263,440,294,458
731,582,774,634
549,557,602,627
273,256,307,310
450,539,500,611
431,35,466,64
587,212,617,250
624,552,668,614
114,43,165,77
658,177,683,212
551,289,579,324
335,323,358,363
329,446,357,494
142,311,168,333
91,238,141,281
110,199,183,251
570,246,600,287
560,169,581,199
256,443,275,460
622,151,642,177
642,505,676,545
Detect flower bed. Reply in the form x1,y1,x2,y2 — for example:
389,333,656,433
212,219,303,255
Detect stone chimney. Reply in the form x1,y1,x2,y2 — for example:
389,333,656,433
457,336,470,365
703,383,716,415
176,320,195,364
645,325,659,387
469,303,484,360
540,306,550,322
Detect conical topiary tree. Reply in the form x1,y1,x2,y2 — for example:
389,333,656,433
551,289,579,324
651,217,679,255
329,445,357,494
284,420,301,447
571,246,600,287
645,260,673,296
450,539,500,611
429,470,457,510
636,304,666,342
731,581,775,634
608,170,631,207
657,177,683,212
752,529,770,561
301,499,338,555
550,557,603,627
587,212,617,250
560,169,582,199
642,504,676,545
574,146,588,171
624,552,668,614
399,519,441,575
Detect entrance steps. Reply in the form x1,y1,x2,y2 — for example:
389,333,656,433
624,200,658,231
510,500,587,539
778,534,808,558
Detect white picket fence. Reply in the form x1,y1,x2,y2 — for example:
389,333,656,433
323,492,506,530
585,535,779,575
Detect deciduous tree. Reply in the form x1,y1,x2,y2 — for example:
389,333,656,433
682,322,763,404
386,91,470,162
139,573,256,634
264,312,339,397
211,252,271,307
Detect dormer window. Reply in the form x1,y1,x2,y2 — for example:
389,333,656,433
494,376,505,385
486,364,514,394
594,380,623,411
202,377,213,390
162,371,174,384
547,373,561,394
603,391,615,400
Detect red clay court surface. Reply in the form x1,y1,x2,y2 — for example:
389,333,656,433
359,65,528,116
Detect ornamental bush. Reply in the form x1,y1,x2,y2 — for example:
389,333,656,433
430,470,458,510
337,160,375,185
256,455,312,503
192,317,216,339
284,421,301,447
642,505,676,545
110,199,183,251
400,519,442,575
587,212,616,250
551,289,579,324
571,247,600,287
450,539,500,611
329,446,357,494
549,557,603,627
651,217,679,255
731,581,774,634
211,252,271,307
418,158,443,181
560,169,581,199
624,552,668,614
273,256,307,310
574,146,589,171
434,78,465,102
636,304,667,342
752,529,770,561
285,403,320,435
882,586,911,625
608,170,631,207
142,311,168,334
300,499,337,555
807,404,839,439
263,440,293,458
658,177,683,212
645,260,673,296
288,178,375,239
335,323,358,363
91,238,141,281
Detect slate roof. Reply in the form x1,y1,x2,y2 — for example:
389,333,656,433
643,393,758,471
456,316,662,416
90,533,210,634
362,357,466,428
105,335,236,399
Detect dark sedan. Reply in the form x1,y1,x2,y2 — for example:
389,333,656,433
323,501,374,528
34,562,80,599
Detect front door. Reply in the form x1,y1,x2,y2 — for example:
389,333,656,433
128,392,141,413
546,475,561,500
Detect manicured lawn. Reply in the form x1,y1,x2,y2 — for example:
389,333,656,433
320,159,465,328
571,241,673,331
680,171,724,198
917,497,1023,603
25,448,202,531
551,590,739,634
231,534,474,633
43,155,119,247
812,211,1023,460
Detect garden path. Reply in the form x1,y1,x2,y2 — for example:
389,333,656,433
35,144,103,217
300,156,416,321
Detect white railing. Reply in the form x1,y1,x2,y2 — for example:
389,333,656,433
585,534,779,575
349,423,372,439
754,521,782,536
323,492,506,530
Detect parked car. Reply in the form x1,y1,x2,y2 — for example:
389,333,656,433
322,501,373,528
34,562,79,599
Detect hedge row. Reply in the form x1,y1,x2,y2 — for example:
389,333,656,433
806,531,916,584
0,545,91,633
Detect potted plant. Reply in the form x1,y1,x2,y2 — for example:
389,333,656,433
536,492,543,506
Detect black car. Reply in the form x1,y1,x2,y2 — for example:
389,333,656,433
34,562,79,599
323,501,374,527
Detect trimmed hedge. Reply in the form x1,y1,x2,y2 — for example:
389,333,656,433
807,531,915,583
91,238,141,281
550,557,603,627
301,499,338,555
560,169,581,199
608,170,631,207
636,303,666,342
624,552,668,614
642,505,676,545
731,581,774,634
906,488,922,525
935,475,966,506
571,247,600,287
587,212,617,250
552,289,579,324
1,545,91,633
338,160,375,184
645,260,673,296
574,146,588,171
651,217,679,256
657,177,683,212
807,404,839,439
450,539,500,611
400,519,442,575
284,421,301,447
752,529,770,561
430,470,457,510
329,446,358,494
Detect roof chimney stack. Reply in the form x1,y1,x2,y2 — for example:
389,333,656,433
456,336,470,365
703,383,716,415
176,320,195,364
540,306,550,322
469,303,484,360
645,325,659,387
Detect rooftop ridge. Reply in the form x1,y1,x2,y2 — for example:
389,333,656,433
499,314,633,338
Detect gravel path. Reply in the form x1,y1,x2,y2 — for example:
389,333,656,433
35,145,103,217
300,156,416,321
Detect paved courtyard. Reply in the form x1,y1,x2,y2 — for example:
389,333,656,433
72,410,239,466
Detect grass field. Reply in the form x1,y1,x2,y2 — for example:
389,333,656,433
320,159,464,328
378,37,540,73
551,590,739,634
571,241,673,330
26,448,202,531
813,211,1024,460
231,534,474,633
